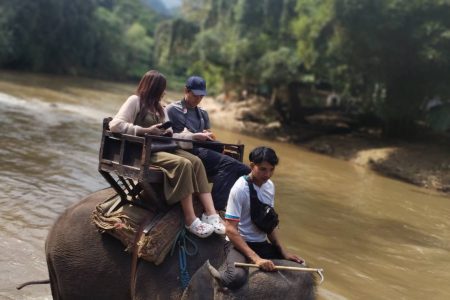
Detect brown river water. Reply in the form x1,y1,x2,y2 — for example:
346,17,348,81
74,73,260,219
0,71,449,300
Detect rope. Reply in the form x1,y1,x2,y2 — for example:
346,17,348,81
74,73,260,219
170,227,199,289
178,243,190,289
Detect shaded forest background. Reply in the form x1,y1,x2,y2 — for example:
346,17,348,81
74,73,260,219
1,0,449,137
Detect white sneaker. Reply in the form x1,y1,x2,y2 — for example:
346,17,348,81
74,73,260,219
185,218,214,238
201,213,226,235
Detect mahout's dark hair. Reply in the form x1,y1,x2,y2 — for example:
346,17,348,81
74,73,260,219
249,146,279,166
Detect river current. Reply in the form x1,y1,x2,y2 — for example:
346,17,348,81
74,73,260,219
0,71,449,299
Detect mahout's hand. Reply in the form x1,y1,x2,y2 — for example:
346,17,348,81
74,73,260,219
254,257,276,271
284,252,305,265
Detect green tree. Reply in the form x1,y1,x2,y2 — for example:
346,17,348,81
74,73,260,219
153,18,199,76
259,47,304,124
1,0,161,79
124,23,154,78
3,0,100,74
176,0,303,100
293,0,450,136
90,6,128,77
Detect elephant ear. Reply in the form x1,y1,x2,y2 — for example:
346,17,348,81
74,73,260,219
181,261,218,300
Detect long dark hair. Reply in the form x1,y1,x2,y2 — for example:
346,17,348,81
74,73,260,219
135,70,166,124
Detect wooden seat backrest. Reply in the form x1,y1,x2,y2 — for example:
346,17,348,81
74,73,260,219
98,117,164,182
98,117,246,210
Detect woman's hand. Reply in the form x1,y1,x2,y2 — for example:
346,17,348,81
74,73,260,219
146,124,165,136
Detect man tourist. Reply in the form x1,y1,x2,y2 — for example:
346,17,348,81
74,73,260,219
165,76,250,211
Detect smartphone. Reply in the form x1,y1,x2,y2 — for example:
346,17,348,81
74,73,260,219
159,121,172,129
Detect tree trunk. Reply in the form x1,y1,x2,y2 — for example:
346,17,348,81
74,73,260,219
270,83,305,125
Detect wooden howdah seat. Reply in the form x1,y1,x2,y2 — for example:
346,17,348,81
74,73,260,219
98,117,245,212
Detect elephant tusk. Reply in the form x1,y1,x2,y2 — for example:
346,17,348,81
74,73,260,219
234,262,325,284
206,260,222,281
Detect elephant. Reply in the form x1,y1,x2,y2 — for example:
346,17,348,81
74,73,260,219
45,188,316,299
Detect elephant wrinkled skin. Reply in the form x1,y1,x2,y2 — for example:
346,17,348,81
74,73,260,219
45,188,316,299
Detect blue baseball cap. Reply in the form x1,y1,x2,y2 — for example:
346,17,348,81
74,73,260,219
186,76,207,96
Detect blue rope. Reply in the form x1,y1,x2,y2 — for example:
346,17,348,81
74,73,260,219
178,244,190,288
170,227,199,289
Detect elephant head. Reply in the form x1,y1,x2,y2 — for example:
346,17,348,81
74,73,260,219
182,260,316,300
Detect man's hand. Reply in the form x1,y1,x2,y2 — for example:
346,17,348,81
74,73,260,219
192,131,214,141
162,129,173,137
203,130,216,140
254,257,276,271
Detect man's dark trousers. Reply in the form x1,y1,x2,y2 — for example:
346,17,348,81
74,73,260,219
192,147,250,211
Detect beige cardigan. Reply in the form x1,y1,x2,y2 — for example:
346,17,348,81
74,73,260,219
109,95,195,148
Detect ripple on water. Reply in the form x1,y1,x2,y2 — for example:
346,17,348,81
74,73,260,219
0,93,107,242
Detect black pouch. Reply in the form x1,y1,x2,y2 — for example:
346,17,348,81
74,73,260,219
244,176,279,234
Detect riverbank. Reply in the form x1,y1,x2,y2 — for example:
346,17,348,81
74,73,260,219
200,96,450,195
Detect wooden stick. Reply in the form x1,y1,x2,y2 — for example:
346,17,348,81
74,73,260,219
234,262,322,273
235,262,325,284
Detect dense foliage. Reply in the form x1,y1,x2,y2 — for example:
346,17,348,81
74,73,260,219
1,0,449,135
292,0,450,135
0,0,162,79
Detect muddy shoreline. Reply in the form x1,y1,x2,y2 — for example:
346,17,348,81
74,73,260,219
200,97,450,195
